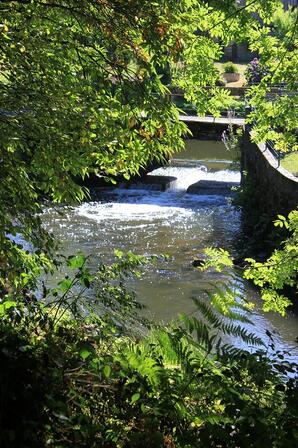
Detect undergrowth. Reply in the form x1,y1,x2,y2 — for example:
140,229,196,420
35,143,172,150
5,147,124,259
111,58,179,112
0,253,297,447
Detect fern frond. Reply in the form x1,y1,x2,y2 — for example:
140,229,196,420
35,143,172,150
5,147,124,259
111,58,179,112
222,310,253,324
120,342,164,386
219,344,247,359
221,323,264,347
179,312,213,350
191,298,223,328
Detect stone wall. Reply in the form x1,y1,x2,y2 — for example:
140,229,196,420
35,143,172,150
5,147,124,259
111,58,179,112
241,130,298,219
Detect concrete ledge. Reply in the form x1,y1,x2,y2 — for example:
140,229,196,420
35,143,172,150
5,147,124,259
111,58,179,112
179,115,245,126
180,116,244,140
120,175,177,192
187,180,239,195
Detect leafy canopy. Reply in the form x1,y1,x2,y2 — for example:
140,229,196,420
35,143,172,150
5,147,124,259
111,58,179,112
0,0,297,288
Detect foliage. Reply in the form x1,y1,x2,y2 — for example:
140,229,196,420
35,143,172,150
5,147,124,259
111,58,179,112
198,247,233,272
1,0,297,286
0,252,149,446
244,210,298,315
245,8,298,152
173,0,298,153
223,62,239,74
0,0,189,286
1,2,298,444
271,5,298,41
1,255,297,448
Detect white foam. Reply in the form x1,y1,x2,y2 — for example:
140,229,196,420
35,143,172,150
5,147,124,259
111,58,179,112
150,166,240,191
77,200,194,223
76,166,239,223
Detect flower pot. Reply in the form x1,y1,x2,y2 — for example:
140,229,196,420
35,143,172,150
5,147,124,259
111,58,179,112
223,72,240,83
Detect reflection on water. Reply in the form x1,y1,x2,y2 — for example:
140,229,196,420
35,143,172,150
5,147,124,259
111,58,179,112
43,140,298,360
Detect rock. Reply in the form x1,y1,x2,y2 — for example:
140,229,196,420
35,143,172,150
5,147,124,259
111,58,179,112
121,175,177,191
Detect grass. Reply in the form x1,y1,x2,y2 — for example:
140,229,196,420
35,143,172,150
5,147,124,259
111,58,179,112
281,152,298,177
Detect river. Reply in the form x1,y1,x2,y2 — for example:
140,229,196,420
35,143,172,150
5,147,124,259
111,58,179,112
43,140,298,360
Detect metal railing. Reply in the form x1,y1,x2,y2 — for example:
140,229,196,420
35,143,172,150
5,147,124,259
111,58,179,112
265,140,284,168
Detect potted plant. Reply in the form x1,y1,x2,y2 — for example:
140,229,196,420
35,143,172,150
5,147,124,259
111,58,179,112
222,62,240,83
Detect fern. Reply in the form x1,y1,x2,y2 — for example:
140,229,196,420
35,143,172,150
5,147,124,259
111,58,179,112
119,340,164,386
220,323,264,347
180,283,263,360
219,344,248,358
179,314,211,347
191,298,222,328
222,310,253,324
157,327,203,370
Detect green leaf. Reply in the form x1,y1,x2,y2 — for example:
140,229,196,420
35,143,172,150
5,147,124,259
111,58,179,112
58,278,72,293
67,254,86,269
130,393,140,404
114,249,123,259
0,301,17,315
80,349,91,360
103,365,111,378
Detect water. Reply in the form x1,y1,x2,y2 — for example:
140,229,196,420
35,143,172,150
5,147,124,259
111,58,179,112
43,140,298,360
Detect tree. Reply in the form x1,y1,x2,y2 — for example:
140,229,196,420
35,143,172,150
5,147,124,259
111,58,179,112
0,0,188,289
0,0,296,289
245,4,298,152
1,3,298,445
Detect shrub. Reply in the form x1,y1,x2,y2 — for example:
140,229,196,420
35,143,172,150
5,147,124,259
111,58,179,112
223,62,239,74
0,256,298,448
245,58,267,85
